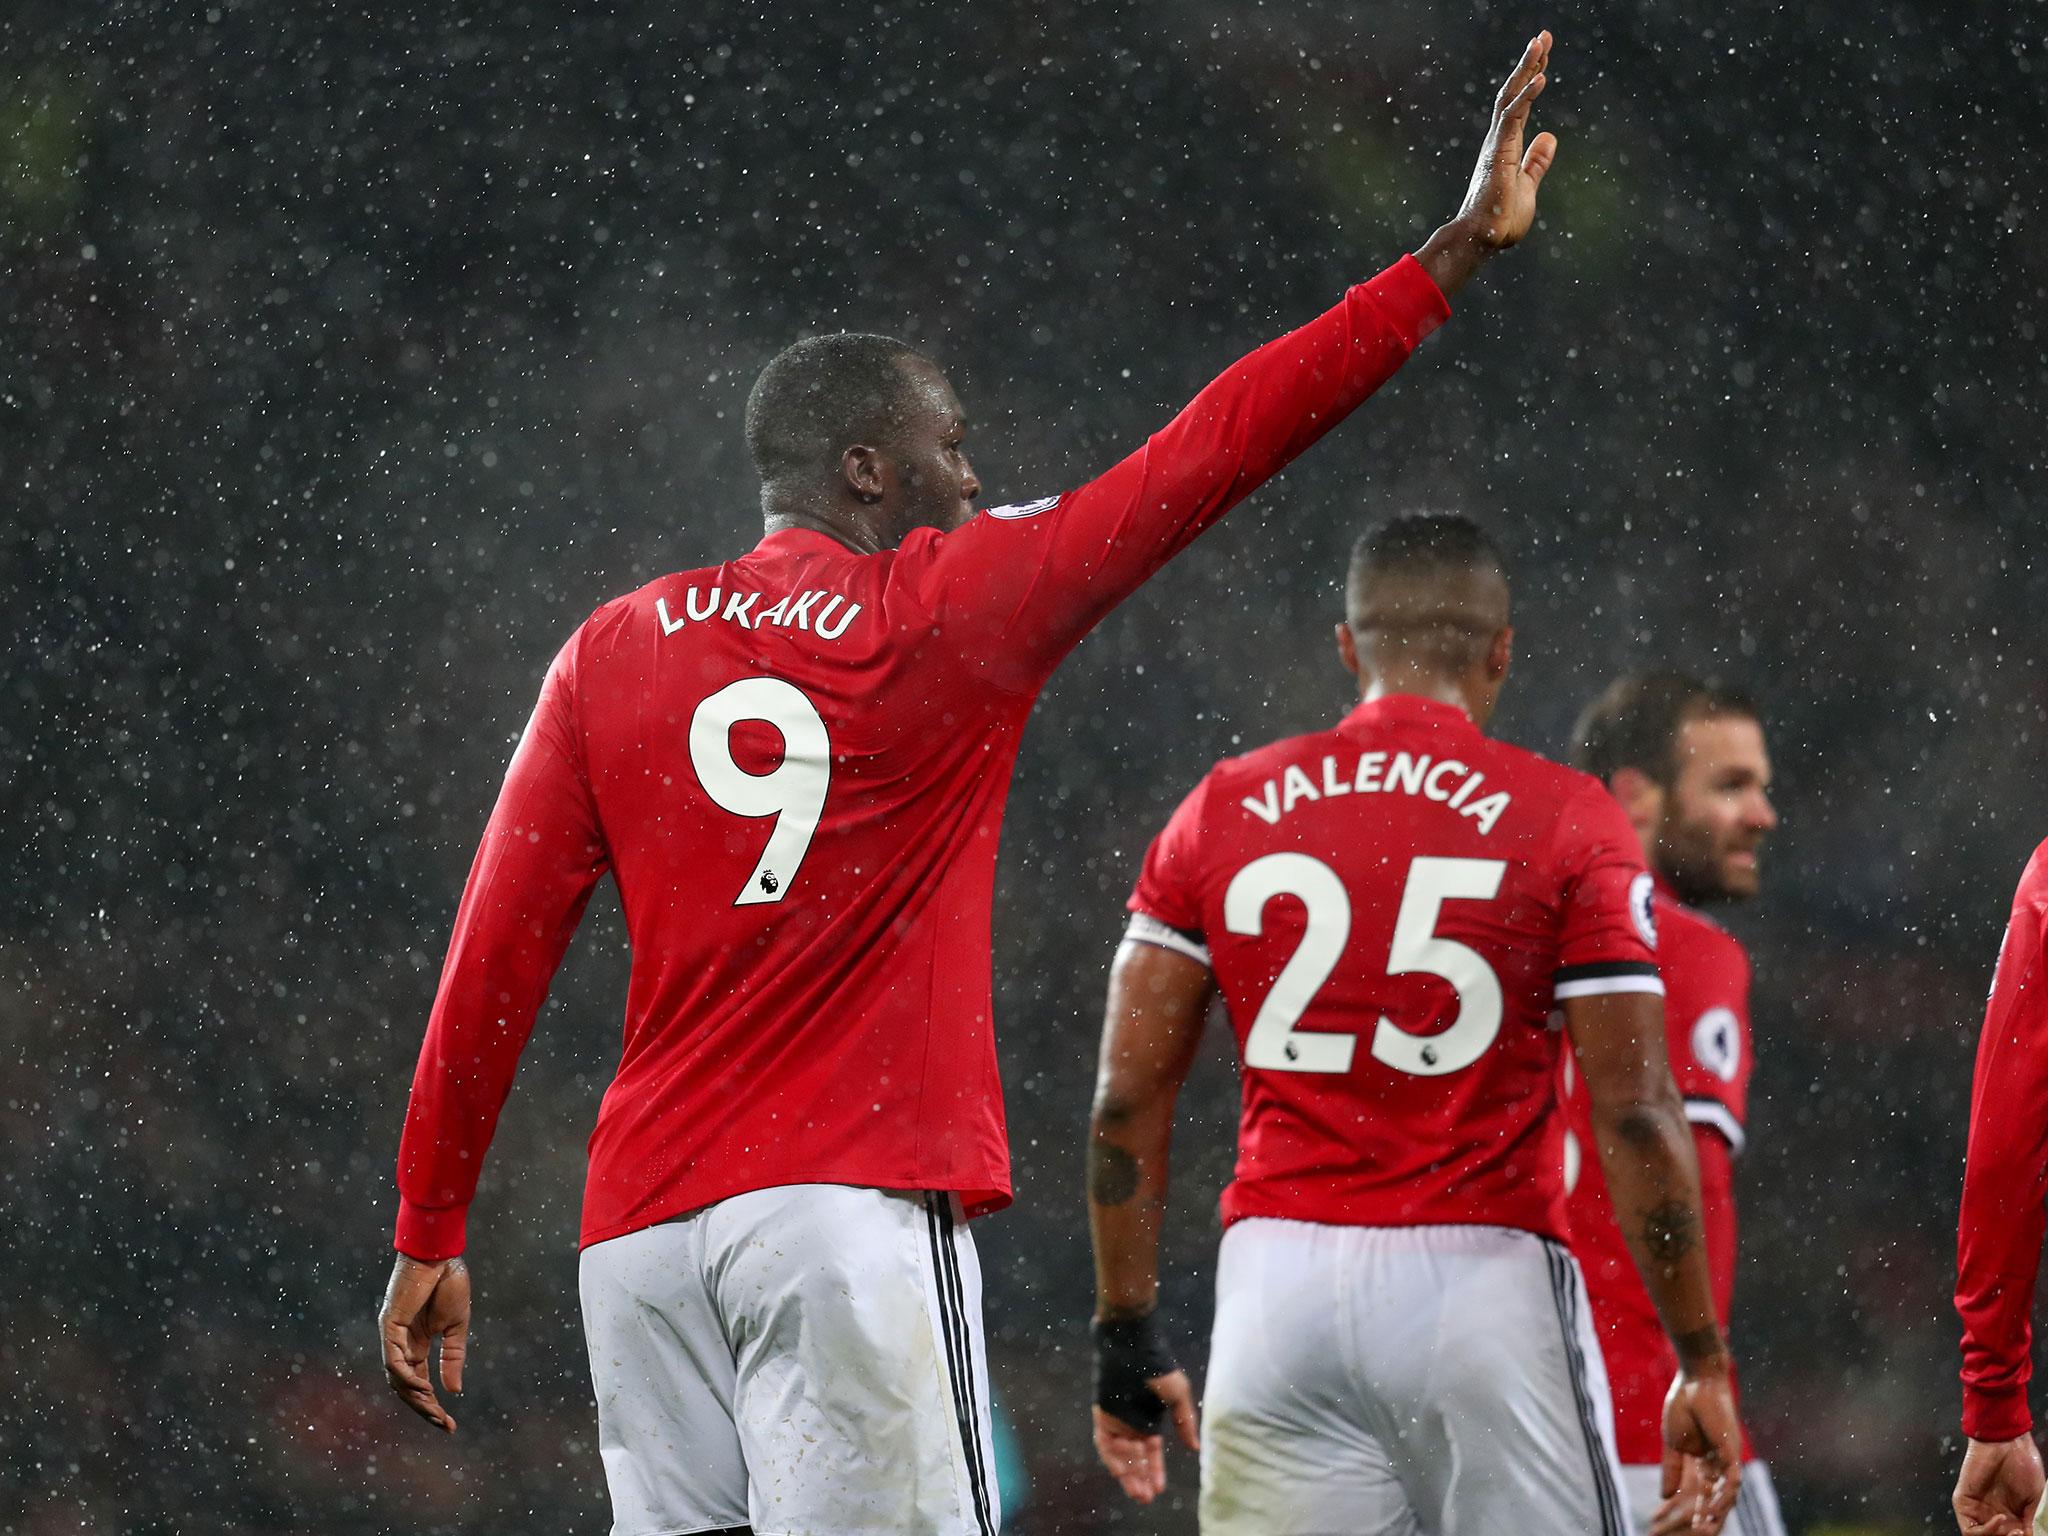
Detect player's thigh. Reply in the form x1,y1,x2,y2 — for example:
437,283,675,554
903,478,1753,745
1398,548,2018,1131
1730,1461,1788,1536
1395,1231,1628,1536
708,1184,998,1536
579,1219,750,1536
1199,1219,1419,1536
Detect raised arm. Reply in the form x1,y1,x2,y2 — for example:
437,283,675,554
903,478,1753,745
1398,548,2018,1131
1566,991,1743,1532
917,35,1558,691
378,639,610,1432
1953,843,2048,1536
1087,930,1213,1504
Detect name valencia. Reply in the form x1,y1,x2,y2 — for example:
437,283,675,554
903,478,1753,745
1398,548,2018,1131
1241,751,1512,835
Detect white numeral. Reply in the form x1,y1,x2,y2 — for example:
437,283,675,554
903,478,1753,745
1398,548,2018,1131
688,677,830,906
1226,853,1355,1074
1370,856,1506,1077
1222,853,1507,1078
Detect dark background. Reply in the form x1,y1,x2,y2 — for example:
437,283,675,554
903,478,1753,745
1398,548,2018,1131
4,1,2044,1531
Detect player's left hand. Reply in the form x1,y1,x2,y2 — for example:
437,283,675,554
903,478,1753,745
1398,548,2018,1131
1954,1433,2046,1535
379,1252,471,1433
1091,1370,1199,1505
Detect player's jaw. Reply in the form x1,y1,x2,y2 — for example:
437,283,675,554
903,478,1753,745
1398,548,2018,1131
1658,805,1768,905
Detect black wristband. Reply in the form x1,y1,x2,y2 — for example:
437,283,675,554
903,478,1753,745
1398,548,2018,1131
1091,1311,1179,1430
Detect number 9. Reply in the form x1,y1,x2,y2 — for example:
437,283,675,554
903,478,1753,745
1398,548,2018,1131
689,677,831,906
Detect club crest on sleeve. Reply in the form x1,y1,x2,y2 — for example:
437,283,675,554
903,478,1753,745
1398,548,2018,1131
1629,872,1658,949
1691,1006,1742,1082
985,495,1061,521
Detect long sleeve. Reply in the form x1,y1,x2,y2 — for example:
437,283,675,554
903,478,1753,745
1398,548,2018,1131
1957,839,2048,1440
912,255,1451,693
393,637,610,1260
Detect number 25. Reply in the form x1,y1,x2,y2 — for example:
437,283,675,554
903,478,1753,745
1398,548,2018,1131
1224,853,1506,1078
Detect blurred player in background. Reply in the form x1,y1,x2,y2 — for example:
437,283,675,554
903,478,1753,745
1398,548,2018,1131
376,35,1563,1536
1952,838,2048,1536
1086,515,1743,1535
1563,674,1784,1535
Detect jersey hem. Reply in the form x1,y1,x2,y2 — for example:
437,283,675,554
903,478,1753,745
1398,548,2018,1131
578,1174,1013,1250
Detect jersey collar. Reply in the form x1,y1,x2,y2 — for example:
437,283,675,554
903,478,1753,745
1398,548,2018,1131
1337,692,1480,741
754,526,864,557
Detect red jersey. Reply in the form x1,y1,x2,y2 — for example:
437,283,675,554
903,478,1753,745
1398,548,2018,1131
1126,693,1661,1239
1561,878,1754,1465
1956,837,2048,1440
393,256,1451,1259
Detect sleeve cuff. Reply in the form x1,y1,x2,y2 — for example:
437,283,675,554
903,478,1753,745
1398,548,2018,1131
1963,1381,2033,1442
1357,253,1455,350
395,1197,469,1262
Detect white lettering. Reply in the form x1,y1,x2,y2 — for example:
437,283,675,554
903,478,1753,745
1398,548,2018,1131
1461,792,1511,835
786,590,826,630
756,593,793,628
686,586,722,622
655,597,686,636
1321,755,1352,797
1281,764,1320,815
722,591,761,628
1355,752,1387,792
1423,758,1467,802
814,598,861,640
1449,770,1483,809
1241,784,1281,825
1384,752,1428,796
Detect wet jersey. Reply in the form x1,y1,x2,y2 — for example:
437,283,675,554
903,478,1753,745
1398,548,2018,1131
1957,837,2048,1440
393,256,1451,1258
1562,878,1754,1464
1126,693,1661,1239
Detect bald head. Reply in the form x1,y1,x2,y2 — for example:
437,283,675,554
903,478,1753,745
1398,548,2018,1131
1345,513,1511,677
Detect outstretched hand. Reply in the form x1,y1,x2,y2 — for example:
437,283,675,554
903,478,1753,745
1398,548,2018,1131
1092,1368,1200,1505
1459,30,1559,250
1415,30,1560,297
1954,1434,2046,1536
379,1253,471,1433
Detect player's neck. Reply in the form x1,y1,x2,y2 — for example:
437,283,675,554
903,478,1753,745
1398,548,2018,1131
1361,673,1476,720
760,494,894,556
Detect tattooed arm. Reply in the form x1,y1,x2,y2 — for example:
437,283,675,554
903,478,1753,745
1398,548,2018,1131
1087,935,1212,1503
1566,989,1745,1532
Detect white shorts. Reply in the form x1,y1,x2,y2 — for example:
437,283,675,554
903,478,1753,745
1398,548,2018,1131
1200,1219,1628,1536
578,1184,999,1536
1620,1459,1786,1536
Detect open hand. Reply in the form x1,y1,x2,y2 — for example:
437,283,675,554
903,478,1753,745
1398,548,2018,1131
1092,1368,1199,1504
1955,1434,2046,1535
1457,30,1559,250
378,1253,471,1433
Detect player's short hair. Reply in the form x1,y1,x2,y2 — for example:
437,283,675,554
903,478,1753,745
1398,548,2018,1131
1345,512,1509,674
745,333,938,489
1574,672,1762,787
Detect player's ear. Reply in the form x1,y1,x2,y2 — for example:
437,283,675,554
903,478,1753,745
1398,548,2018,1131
1607,765,1663,828
1486,626,1512,682
1335,621,1361,679
841,443,887,504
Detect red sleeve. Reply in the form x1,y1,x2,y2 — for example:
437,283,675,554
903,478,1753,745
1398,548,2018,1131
911,256,1450,693
1549,778,1662,999
1664,918,1753,1153
1127,776,1213,937
393,633,611,1260
1957,839,2048,1440
1694,1126,1740,1329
